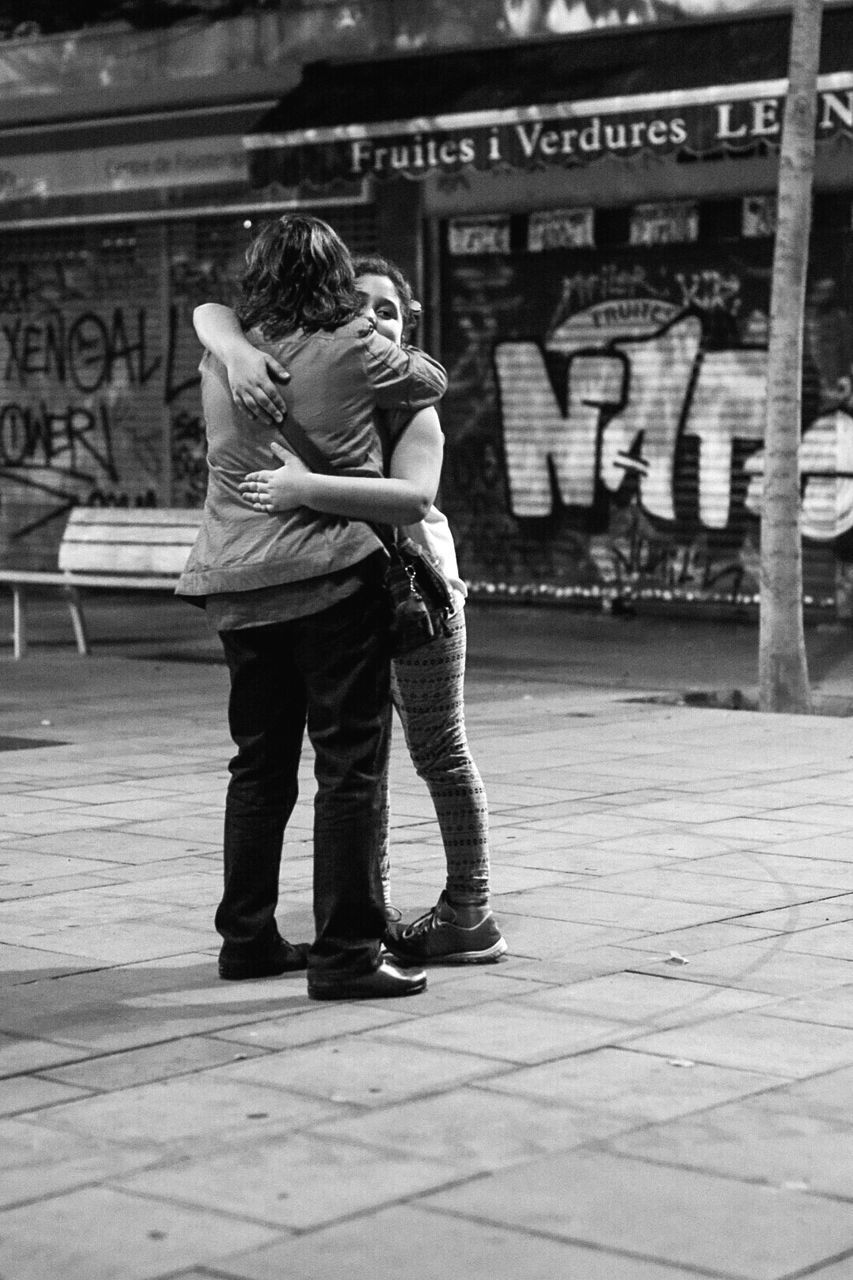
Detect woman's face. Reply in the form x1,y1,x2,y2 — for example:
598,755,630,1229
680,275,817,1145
356,272,404,347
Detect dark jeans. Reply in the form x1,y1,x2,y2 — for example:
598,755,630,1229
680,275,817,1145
215,580,390,976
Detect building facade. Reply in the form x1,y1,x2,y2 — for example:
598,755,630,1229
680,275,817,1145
2,3,853,615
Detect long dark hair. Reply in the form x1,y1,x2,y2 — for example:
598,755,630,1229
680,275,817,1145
237,215,364,338
352,253,421,340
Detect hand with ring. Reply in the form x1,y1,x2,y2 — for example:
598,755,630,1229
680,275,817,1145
239,442,310,513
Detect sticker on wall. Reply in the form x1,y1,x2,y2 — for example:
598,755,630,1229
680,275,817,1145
448,217,511,256
742,195,777,238
527,208,595,252
629,202,699,246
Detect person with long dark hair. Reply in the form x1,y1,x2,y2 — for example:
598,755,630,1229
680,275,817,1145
178,215,446,1000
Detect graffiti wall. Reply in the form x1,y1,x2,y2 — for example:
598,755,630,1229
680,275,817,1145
166,220,248,511
0,224,171,570
439,208,853,610
0,206,377,572
0,218,258,570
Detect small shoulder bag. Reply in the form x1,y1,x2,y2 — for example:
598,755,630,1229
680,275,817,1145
274,416,455,657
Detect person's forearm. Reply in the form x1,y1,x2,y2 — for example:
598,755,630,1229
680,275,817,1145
193,303,253,362
292,473,433,524
365,332,448,412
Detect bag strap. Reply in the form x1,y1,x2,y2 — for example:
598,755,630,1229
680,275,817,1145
276,411,396,550
276,412,335,477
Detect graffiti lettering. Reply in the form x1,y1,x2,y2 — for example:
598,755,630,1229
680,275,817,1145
1,308,160,392
496,308,853,545
0,400,118,479
496,314,705,522
744,410,853,541
165,302,201,405
601,318,703,520
684,349,766,527
0,261,80,311
674,270,742,314
495,342,626,514
547,264,663,329
86,488,158,508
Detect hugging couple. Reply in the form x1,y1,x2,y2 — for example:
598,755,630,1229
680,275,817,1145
178,213,506,1002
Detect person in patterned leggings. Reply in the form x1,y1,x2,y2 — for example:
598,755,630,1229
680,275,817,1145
195,255,506,966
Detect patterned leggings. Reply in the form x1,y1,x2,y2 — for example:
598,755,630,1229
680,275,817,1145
378,608,491,908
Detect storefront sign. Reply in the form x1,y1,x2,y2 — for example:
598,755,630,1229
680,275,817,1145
0,135,248,203
247,75,853,186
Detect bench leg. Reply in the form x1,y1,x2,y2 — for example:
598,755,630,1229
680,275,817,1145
63,586,89,656
11,586,26,659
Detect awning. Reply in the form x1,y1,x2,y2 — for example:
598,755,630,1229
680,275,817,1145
245,5,853,189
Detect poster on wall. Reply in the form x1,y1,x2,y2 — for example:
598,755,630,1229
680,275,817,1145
448,217,512,255
438,212,853,611
629,202,699,246
528,208,595,252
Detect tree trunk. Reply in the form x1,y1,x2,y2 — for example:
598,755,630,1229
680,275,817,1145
758,0,823,714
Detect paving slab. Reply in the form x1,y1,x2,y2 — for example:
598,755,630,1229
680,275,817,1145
627,1009,853,1077
475,1044,781,1122
115,1132,461,1231
37,1070,344,1152
226,1204,695,1280
0,1116,162,1209
213,1032,504,1105
421,1149,853,1279
515,969,779,1028
629,939,853,995
0,1185,277,1280
608,1096,853,1198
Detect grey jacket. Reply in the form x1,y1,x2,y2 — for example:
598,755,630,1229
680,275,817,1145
177,317,447,598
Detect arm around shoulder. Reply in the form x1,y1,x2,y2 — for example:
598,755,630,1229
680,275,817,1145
363,328,448,412
192,303,248,361
192,303,289,422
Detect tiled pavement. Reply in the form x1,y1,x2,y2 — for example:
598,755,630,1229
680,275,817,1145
3,610,853,1279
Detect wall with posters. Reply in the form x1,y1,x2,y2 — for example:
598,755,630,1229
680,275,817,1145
438,198,853,611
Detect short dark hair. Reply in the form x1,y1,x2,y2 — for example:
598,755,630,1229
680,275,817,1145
352,254,421,339
238,215,363,337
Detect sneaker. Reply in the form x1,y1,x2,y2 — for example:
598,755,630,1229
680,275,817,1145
218,931,309,981
385,892,507,965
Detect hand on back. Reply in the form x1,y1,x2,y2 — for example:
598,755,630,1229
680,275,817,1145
239,442,309,513
227,350,290,424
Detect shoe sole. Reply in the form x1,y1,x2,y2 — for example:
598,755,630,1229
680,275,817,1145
386,937,508,966
308,978,427,1000
218,963,306,980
